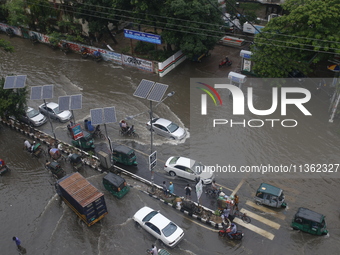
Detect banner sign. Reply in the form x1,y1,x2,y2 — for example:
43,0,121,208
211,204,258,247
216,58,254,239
124,29,161,45
71,124,84,140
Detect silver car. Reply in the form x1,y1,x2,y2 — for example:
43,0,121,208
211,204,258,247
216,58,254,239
146,118,186,140
20,107,47,126
39,102,72,122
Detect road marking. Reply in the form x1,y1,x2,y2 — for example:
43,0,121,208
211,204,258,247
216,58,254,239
239,209,280,230
233,218,275,240
231,179,245,196
245,200,286,220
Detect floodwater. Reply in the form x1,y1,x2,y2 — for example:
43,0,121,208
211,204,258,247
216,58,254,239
1,35,340,255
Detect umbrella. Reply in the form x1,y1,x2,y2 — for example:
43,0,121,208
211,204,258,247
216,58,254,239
327,64,340,72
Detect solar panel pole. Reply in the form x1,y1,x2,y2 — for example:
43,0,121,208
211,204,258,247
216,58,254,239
104,123,112,152
44,99,57,141
150,100,155,191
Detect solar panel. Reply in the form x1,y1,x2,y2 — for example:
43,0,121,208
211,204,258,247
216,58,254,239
15,75,27,88
147,83,168,102
104,107,117,123
133,79,155,99
90,108,104,125
4,76,16,89
42,84,53,99
58,96,70,111
70,94,82,110
30,86,42,100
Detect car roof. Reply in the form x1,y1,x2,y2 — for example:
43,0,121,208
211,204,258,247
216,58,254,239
257,183,282,196
173,157,194,168
295,207,325,223
154,118,172,126
135,206,171,229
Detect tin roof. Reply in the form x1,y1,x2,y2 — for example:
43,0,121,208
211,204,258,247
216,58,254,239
112,145,132,154
58,172,104,207
295,207,325,223
103,172,125,188
257,183,282,196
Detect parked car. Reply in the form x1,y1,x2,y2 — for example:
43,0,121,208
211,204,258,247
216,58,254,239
38,102,72,122
133,206,184,247
20,107,47,126
146,118,186,140
164,156,214,184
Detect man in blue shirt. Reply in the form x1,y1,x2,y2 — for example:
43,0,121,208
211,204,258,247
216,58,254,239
12,236,21,248
168,182,174,195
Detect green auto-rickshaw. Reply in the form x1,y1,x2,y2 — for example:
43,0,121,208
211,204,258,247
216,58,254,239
112,145,137,166
103,172,129,199
71,130,95,151
254,183,287,208
291,207,328,235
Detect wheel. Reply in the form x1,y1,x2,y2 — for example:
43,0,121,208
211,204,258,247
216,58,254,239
169,171,176,177
242,216,251,224
292,227,299,230
256,201,261,206
207,189,214,196
218,231,225,237
100,133,105,139
119,130,123,136
234,231,243,240
132,132,139,138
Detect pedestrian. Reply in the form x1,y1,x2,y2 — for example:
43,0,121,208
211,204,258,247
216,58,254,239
168,182,174,195
12,236,22,249
162,181,168,197
221,207,231,224
23,139,31,151
149,244,158,255
184,184,192,199
234,194,239,211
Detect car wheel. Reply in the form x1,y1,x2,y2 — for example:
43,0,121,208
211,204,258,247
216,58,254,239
169,171,176,177
170,136,175,140
58,118,62,123
256,201,261,206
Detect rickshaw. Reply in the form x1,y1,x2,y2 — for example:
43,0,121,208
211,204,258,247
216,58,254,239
46,161,65,179
68,124,95,151
69,153,83,171
103,172,129,199
49,148,62,161
291,207,328,235
254,183,287,208
32,143,44,158
0,159,10,175
112,145,137,166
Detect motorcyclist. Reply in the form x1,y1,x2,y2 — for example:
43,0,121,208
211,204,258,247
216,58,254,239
221,207,231,223
24,139,32,151
228,223,237,239
119,120,129,133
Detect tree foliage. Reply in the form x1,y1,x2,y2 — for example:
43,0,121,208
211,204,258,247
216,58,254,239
251,0,340,78
0,78,28,119
0,39,14,52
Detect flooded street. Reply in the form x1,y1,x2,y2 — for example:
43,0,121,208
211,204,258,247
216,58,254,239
1,35,340,254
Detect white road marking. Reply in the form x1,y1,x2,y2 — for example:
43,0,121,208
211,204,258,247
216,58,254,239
245,200,286,220
240,209,281,230
233,217,275,240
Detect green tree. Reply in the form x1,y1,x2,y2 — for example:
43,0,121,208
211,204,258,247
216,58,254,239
251,0,340,78
0,77,28,119
161,0,224,59
5,0,28,27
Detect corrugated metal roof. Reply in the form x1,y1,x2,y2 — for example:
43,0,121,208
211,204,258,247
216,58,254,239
59,172,104,207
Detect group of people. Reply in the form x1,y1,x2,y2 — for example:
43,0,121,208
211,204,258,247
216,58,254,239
161,181,174,197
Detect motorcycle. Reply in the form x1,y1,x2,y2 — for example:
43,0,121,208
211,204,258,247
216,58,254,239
61,42,71,55
80,47,89,59
219,58,232,68
119,125,139,138
218,223,244,240
6,27,14,37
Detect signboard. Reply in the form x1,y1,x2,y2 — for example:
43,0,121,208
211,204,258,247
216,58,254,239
124,29,162,45
71,124,84,140
196,181,203,201
122,55,153,72
243,59,251,72
149,151,157,171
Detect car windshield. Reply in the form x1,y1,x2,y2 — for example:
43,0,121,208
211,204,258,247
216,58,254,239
170,157,179,164
52,106,62,114
27,109,39,118
167,122,179,133
193,161,205,174
162,222,178,237
142,211,158,222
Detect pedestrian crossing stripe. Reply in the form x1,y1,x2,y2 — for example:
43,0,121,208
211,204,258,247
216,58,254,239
240,209,280,230
246,200,286,220
233,217,275,240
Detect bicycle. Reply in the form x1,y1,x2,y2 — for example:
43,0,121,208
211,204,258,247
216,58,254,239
205,187,222,198
233,210,251,223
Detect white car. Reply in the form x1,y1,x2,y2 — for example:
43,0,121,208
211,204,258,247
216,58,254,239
38,102,72,122
133,206,184,247
146,118,186,140
21,107,47,126
164,157,214,184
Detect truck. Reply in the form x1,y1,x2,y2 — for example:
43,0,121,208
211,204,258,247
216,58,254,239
56,172,108,226
243,22,265,35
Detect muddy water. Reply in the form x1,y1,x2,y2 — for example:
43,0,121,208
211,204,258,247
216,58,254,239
1,35,340,254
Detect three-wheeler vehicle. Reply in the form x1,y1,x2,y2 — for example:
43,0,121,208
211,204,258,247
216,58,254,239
69,153,83,171
103,172,129,199
0,159,10,175
291,207,328,235
254,183,287,208
32,142,44,158
112,145,137,166
46,161,66,179
68,123,95,151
